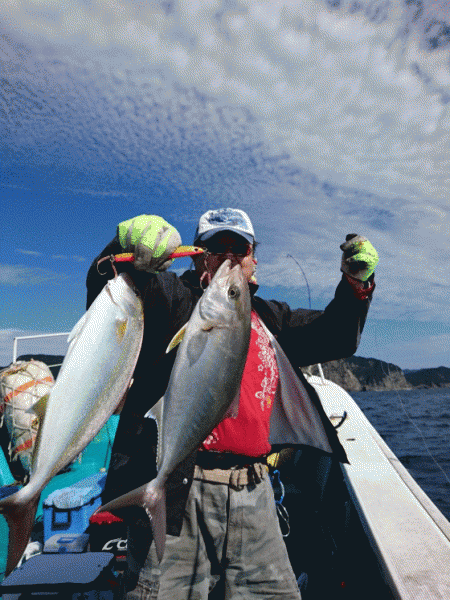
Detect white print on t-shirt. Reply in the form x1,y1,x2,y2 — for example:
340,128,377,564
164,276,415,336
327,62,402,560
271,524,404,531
252,315,278,411
203,430,219,447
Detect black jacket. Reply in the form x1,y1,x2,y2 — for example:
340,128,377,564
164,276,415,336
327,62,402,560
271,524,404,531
86,237,373,534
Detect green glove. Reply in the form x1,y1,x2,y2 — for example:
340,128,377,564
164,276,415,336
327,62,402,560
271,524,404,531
340,234,379,282
117,215,182,272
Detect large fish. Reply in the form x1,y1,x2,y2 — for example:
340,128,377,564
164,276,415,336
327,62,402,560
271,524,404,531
98,259,251,561
0,273,144,576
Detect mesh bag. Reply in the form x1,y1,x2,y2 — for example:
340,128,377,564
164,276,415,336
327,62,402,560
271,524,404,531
0,360,54,473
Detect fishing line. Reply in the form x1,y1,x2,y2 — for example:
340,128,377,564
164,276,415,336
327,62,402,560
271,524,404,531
373,322,450,487
286,254,312,310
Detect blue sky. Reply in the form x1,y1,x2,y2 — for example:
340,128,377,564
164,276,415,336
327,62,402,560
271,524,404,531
2,0,450,370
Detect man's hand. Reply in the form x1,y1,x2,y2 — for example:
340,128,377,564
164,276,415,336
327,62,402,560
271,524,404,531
117,215,182,272
340,234,379,282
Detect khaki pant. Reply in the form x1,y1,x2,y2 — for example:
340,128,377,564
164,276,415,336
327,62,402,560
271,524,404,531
125,466,301,600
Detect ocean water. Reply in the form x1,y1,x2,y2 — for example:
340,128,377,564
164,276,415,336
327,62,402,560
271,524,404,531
352,387,450,521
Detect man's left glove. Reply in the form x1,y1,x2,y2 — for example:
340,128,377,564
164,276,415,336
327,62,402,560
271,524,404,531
340,234,379,282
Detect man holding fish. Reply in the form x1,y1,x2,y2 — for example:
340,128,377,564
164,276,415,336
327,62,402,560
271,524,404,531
85,208,378,599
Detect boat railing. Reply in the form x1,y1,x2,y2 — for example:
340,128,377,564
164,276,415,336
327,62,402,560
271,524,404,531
316,363,326,385
12,332,70,366
303,363,327,385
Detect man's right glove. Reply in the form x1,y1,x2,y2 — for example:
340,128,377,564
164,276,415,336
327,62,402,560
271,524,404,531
117,215,182,272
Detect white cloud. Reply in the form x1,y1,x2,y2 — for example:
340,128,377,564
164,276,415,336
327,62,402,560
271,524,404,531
2,0,450,199
17,249,43,257
16,250,86,263
51,255,86,262
0,265,69,286
2,0,450,334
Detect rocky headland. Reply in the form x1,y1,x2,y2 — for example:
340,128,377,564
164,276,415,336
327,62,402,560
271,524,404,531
303,356,450,392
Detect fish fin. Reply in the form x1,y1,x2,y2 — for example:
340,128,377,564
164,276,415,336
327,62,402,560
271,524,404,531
27,394,49,473
97,482,151,513
115,317,128,343
30,393,49,419
166,324,187,353
144,398,164,468
0,490,39,576
30,417,44,474
67,311,89,345
186,330,208,367
223,391,240,420
144,397,163,422
147,482,166,563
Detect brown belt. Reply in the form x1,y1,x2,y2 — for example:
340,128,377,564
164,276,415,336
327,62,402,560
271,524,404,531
194,463,268,488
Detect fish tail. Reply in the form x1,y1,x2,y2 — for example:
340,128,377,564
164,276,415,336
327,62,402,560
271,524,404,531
97,478,166,561
144,480,166,563
0,490,39,576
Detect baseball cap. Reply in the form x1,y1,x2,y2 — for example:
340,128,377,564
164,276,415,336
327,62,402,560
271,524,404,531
194,208,255,245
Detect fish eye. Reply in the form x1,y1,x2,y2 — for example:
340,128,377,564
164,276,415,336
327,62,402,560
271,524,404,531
228,286,240,300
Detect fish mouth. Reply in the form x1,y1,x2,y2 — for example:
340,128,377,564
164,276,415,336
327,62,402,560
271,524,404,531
107,273,143,317
215,259,244,284
212,260,247,301
228,262,246,288
198,259,248,325
215,260,250,321
216,258,232,276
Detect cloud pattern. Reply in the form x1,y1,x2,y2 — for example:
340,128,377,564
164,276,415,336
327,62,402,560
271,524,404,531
2,0,450,366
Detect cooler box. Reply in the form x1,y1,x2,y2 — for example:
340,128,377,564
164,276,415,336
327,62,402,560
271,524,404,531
0,552,119,597
43,472,107,542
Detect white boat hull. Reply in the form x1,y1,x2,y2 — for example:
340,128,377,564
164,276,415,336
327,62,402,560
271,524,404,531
308,375,450,600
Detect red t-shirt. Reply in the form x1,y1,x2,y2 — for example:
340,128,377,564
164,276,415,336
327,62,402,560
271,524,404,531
201,311,279,456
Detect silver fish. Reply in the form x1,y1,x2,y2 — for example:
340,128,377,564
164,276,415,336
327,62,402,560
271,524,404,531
98,260,251,561
0,273,144,575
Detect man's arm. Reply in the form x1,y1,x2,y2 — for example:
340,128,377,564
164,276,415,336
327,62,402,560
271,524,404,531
266,234,378,366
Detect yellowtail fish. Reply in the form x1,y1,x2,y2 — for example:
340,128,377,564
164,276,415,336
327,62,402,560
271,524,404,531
0,273,144,575
98,260,251,561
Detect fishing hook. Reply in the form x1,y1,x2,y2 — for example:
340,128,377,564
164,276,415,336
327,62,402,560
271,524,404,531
97,255,118,278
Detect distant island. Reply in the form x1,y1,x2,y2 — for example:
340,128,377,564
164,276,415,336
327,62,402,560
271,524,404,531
2,354,450,392
304,356,450,391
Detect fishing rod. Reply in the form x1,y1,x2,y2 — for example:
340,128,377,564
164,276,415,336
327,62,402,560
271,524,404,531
285,254,329,384
286,254,312,310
